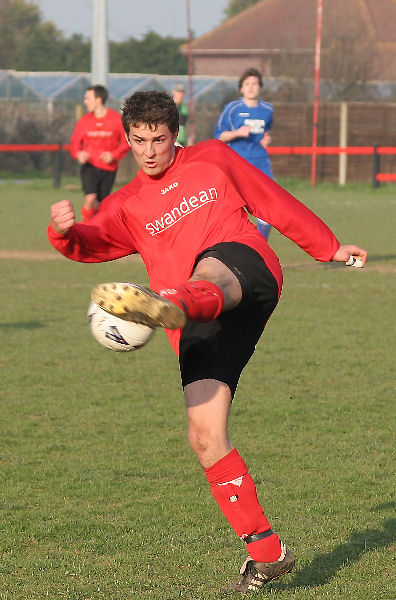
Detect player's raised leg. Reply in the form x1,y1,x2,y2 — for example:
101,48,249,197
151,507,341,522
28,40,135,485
91,282,187,329
91,257,241,328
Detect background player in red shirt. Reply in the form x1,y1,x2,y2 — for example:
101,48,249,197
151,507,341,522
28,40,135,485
49,92,367,593
70,84,130,222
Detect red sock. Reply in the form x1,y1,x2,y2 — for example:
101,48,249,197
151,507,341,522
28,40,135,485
160,280,224,322
81,206,97,222
204,449,281,562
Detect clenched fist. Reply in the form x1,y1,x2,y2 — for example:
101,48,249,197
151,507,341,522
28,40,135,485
332,244,368,266
50,200,76,234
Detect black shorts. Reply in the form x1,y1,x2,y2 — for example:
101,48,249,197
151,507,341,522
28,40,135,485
80,163,117,202
179,242,279,398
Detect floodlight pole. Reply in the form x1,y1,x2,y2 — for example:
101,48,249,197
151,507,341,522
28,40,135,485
91,0,109,87
311,0,323,187
186,0,195,145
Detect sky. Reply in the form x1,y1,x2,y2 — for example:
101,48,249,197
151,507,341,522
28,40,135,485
33,0,231,41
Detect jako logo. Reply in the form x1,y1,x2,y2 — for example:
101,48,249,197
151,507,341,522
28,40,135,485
161,182,179,194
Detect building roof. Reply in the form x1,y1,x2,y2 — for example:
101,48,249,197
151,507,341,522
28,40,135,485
188,0,396,51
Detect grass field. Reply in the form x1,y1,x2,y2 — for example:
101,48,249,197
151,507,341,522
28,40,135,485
0,177,395,599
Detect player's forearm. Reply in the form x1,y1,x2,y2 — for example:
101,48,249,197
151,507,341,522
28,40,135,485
260,133,271,148
69,142,80,160
47,223,132,263
259,184,340,262
48,224,94,262
224,147,339,261
70,126,85,159
218,130,239,143
111,142,130,161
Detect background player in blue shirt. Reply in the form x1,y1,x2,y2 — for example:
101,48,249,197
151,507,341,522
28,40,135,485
214,68,274,239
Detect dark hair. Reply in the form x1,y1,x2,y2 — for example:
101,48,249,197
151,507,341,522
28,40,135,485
86,85,108,104
238,68,263,90
121,91,179,136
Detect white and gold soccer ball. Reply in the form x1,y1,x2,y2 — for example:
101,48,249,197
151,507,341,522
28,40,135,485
87,301,154,352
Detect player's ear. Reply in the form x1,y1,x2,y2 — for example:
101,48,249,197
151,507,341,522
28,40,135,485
125,134,132,147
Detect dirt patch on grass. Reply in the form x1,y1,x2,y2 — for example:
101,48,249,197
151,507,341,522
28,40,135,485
283,261,396,273
0,251,394,272
0,250,64,260
0,250,142,263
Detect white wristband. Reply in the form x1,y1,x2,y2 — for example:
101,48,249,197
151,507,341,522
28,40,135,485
346,255,364,268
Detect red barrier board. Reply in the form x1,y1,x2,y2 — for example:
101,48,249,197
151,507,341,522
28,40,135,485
376,173,396,182
0,144,395,155
267,146,377,155
0,144,70,151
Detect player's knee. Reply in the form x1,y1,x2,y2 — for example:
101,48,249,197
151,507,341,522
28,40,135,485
84,194,98,210
188,427,207,455
191,259,242,310
187,424,221,458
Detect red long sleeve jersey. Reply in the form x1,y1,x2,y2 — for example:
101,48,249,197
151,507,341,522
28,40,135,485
69,108,130,172
49,140,340,353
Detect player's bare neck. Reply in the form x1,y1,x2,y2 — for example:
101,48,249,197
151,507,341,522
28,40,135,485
168,147,176,168
94,106,107,119
244,98,259,108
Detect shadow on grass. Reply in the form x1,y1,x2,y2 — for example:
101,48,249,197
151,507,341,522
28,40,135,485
364,254,396,262
0,321,45,329
277,518,395,591
373,501,396,512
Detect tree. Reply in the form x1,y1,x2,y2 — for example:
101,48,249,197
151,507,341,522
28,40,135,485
322,34,380,101
0,0,66,69
1,0,187,75
224,0,260,20
14,22,67,71
63,35,90,72
320,4,382,101
110,32,187,75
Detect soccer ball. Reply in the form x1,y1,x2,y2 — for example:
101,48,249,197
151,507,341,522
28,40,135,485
87,301,154,352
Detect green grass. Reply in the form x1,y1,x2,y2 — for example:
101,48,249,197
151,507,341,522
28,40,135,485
0,178,395,599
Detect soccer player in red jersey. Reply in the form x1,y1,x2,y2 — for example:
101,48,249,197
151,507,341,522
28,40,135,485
70,85,130,222
49,91,367,593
